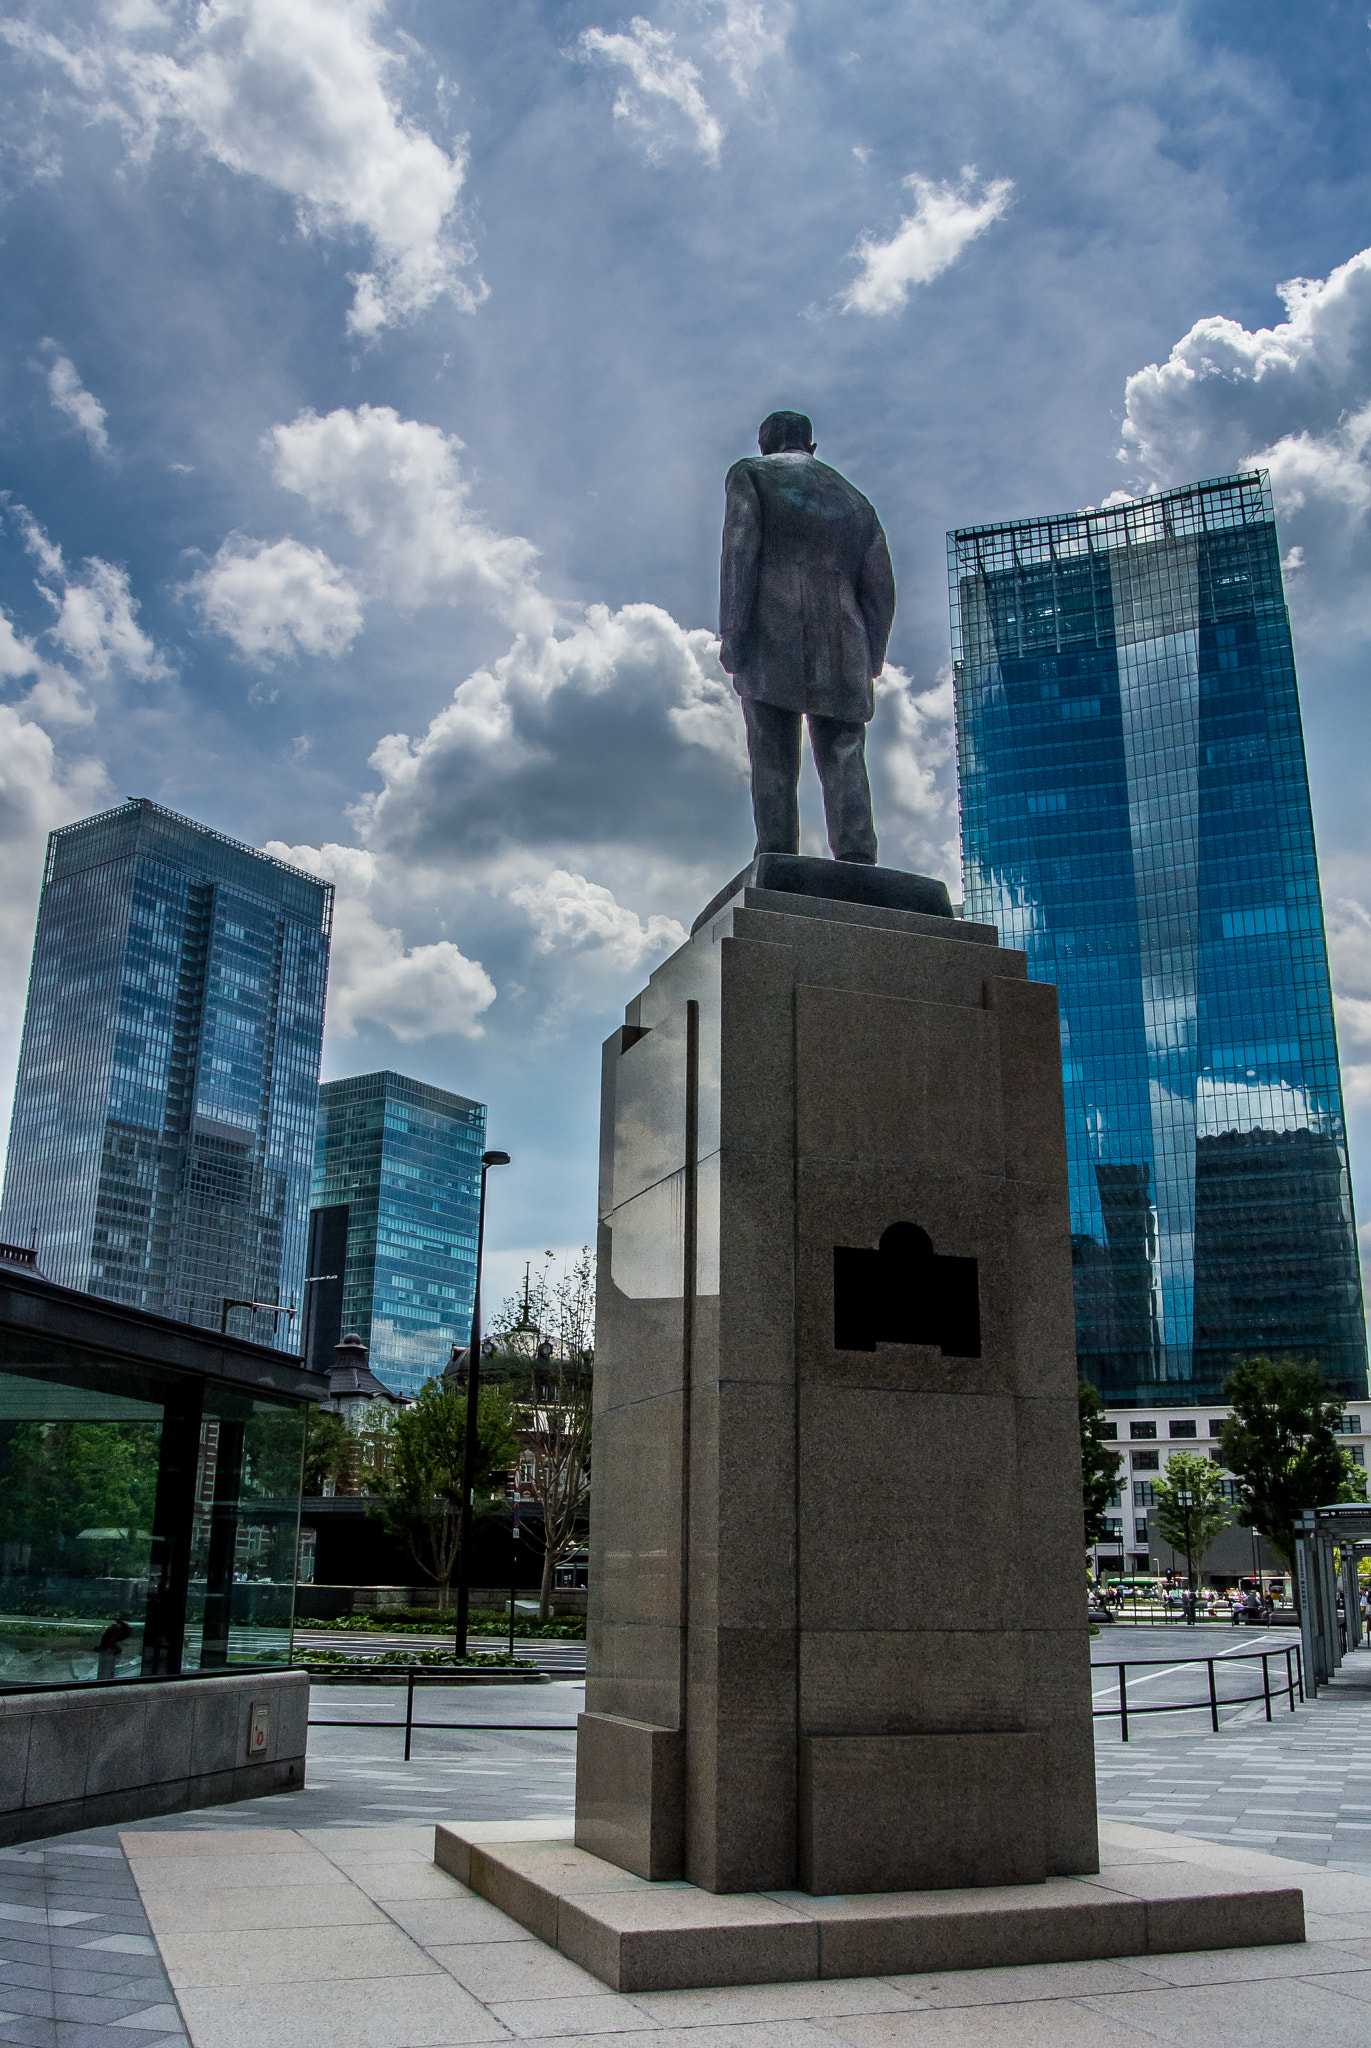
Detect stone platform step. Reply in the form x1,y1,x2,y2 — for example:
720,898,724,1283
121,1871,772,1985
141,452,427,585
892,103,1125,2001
433,1819,1305,1994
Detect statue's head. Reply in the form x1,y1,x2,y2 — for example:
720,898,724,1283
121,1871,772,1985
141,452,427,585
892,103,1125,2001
758,410,815,455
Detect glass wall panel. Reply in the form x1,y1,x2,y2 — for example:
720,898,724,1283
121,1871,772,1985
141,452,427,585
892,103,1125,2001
0,1330,306,1683
183,1395,306,1673
950,473,1367,1405
0,1375,161,1683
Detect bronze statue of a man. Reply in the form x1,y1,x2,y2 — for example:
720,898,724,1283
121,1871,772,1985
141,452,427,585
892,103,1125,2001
719,410,895,865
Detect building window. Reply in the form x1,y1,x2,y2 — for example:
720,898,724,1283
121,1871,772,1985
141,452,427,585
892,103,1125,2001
1100,1420,1118,1440
1131,1449,1159,1471
1351,1445,1366,1467
1332,1414,1364,1435
1169,1419,1197,1438
1130,1421,1157,1441
1209,1418,1227,1435
1134,1481,1158,1506
1135,1519,1149,1543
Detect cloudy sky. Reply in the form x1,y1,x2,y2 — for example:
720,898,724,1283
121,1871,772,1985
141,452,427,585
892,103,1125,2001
2,0,1371,1303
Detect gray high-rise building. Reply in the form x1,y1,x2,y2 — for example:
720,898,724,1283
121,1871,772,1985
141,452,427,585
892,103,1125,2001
0,799,332,1348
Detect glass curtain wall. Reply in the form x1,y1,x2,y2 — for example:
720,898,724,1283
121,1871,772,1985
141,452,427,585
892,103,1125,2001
0,1337,306,1684
309,1073,486,1397
0,800,332,1349
950,472,1366,1405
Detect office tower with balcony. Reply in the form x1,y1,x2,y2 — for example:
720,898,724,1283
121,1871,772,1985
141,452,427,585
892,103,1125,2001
0,799,331,1348
303,1072,486,1397
950,471,1366,1410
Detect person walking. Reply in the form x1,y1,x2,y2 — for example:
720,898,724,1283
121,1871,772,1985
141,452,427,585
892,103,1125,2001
97,1615,132,1681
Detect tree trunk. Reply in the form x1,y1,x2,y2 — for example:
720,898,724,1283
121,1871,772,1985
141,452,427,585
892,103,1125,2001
539,1542,555,1622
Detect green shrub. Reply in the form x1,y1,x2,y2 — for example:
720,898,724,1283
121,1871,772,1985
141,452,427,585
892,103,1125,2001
293,1606,586,1639
293,1646,531,1670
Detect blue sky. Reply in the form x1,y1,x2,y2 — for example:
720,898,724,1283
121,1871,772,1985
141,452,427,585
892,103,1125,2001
2,0,1370,1306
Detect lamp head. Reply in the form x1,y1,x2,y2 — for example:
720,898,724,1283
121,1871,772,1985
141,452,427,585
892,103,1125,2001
482,1150,511,1168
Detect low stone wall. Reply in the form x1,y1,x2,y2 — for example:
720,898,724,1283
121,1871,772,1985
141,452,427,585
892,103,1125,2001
0,1668,308,1847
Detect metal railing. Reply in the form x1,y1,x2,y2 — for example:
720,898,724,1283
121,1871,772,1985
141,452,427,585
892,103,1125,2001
1095,1644,1303,1741
307,1666,579,1761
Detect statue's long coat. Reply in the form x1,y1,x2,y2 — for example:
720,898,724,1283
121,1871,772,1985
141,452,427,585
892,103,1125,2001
719,450,896,724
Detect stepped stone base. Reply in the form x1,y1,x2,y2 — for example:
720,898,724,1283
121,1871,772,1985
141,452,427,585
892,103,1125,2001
433,1821,1305,1994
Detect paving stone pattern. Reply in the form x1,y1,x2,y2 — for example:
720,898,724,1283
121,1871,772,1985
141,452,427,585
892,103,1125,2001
1097,1691,1371,1871
0,1837,185,2048
117,1822,1371,2048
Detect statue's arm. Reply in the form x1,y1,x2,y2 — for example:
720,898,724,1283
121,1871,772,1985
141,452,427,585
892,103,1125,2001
857,523,896,677
719,464,762,674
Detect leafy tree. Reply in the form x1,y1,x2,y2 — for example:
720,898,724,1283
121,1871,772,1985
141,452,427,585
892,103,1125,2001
1218,1355,1367,1573
303,1407,353,1493
0,1421,160,1579
1151,1451,1230,1582
1079,1380,1123,1549
302,1400,396,1496
367,1378,519,1608
491,1247,595,1619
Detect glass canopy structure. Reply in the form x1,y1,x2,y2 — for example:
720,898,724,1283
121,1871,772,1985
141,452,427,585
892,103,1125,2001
950,472,1366,1405
0,1245,315,1682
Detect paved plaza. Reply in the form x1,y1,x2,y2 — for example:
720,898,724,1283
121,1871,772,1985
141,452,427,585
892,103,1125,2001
6,1632,1371,2046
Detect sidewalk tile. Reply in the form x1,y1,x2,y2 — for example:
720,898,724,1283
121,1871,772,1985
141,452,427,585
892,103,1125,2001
155,1923,439,1990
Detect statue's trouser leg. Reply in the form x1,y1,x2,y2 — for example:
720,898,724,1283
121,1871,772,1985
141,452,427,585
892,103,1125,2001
809,714,878,864
742,697,801,855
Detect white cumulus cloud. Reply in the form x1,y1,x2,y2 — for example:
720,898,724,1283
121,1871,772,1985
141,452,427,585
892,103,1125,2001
193,536,363,663
0,704,112,1136
360,598,745,866
4,0,480,335
13,509,168,686
264,839,497,1041
1327,895,1371,1115
510,868,686,972
43,560,166,684
44,348,110,458
268,405,553,631
1118,246,1371,644
843,168,1014,317
579,17,723,162
866,666,959,885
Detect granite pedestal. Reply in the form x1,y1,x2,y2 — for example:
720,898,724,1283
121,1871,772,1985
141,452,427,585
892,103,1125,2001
576,870,1097,1897
434,1821,1306,1994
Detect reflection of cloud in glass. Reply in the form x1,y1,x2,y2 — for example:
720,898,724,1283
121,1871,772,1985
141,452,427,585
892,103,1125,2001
1196,1075,1319,1138
369,1315,459,1372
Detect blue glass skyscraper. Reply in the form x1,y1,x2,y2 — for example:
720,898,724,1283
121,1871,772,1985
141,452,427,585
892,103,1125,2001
0,799,331,1348
305,1072,486,1396
950,472,1366,1405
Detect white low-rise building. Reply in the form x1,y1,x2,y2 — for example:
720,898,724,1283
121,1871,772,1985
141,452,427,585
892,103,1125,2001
1090,1404,1368,1588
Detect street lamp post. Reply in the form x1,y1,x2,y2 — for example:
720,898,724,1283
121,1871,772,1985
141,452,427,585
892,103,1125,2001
508,1503,520,1660
453,1149,511,1660
220,1294,295,1336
